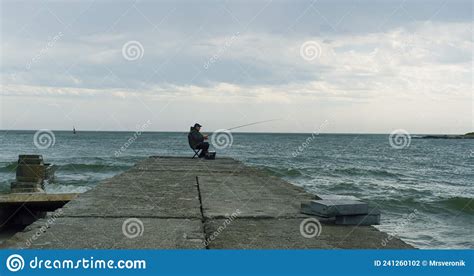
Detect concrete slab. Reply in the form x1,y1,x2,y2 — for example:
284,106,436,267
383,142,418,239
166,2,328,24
315,194,361,201
61,174,201,218
198,174,313,218
301,200,369,217
2,217,205,249
205,218,412,249
61,194,201,218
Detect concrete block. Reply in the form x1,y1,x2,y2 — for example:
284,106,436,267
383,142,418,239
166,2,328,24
301,199,369,217
301,202,330,217
314,194,361,201
336,209,381,225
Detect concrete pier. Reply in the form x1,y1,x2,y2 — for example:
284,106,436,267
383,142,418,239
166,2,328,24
2,157,413,249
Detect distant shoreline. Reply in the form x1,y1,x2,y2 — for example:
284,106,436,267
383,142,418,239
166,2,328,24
414,132,474,139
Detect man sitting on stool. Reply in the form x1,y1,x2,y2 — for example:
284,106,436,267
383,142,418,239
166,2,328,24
188,123,209,158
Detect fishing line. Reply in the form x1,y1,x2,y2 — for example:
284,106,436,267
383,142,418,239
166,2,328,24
223,118,282,131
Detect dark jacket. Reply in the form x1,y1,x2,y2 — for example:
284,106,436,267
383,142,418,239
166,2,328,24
188,127,204,149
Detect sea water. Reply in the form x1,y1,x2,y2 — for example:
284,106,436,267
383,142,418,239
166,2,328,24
0,130,472,249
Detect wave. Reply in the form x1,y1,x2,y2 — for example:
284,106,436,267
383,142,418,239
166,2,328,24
0,162,17,173
326,181,365,192
436,197,474,214
333,167,402,178
45,184,92,194
258,165,403,179
262,167,304,177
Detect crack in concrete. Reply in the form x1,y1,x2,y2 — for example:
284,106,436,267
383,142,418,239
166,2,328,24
195,175,209,249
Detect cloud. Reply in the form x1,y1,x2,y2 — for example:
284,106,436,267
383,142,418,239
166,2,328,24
3,21,470,103
0,1,472,132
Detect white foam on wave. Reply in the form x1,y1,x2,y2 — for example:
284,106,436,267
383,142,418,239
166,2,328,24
45,184,91,194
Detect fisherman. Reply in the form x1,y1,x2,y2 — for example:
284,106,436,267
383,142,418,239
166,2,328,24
188,123,209,158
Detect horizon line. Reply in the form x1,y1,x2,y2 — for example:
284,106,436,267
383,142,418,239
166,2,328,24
0,129,471,136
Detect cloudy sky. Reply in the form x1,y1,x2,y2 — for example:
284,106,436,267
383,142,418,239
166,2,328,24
0,0,472,133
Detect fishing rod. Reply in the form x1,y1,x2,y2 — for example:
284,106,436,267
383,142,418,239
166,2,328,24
192,119,281,154
224,118,282,131
187,118,281,135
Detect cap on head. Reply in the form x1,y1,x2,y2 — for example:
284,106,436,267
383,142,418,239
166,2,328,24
194,123,202,128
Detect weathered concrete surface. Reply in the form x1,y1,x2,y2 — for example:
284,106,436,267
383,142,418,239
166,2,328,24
4,217,204,249
198,173,312,218
61,173,201,218
2,157,413,249
204,219,410,249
